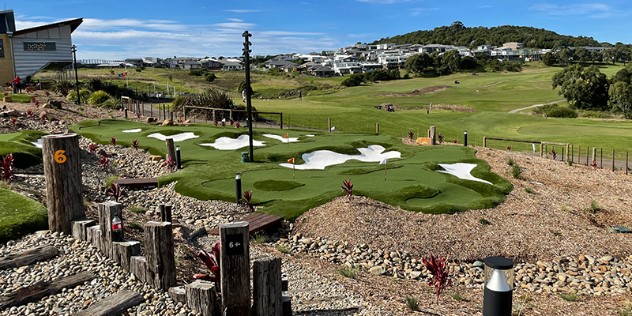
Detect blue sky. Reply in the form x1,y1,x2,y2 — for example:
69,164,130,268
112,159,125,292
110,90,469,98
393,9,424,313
5,0,631,60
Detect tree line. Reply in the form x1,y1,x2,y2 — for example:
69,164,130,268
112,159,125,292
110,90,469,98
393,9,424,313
374,21,605,49
553,64,632,118
543,44,632,66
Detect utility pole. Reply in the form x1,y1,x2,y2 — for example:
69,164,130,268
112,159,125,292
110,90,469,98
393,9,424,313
243,31,254,162
71,45,80,104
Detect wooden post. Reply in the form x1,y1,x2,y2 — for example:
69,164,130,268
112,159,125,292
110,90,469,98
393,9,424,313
539,143,543,158
375,122,379,134
98,201,123,259
600,148,603,168
570,144,573,163
327,117,332,133
229,109,233,121
72,220,96,241
586,147,590,166
577,145,580,164
160,205,172,223
112,241,140,271
429,126,436,145
612,149,616,172
42,133,85,234
150,102,153,118
186,280,220,316
145,221,176,290
253,257,283,316
166,138,176,162
483,137,487,148
280,112,283,130
592,147,597,164
220,221,250,316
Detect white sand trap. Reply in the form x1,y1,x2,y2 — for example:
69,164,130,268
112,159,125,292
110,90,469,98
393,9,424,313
200,135,265,150
31,138,43,148
122,128,142,133
263,134,299,143
305,134,315,137
279,145,400,170
436,163,492,185
147,132,199,142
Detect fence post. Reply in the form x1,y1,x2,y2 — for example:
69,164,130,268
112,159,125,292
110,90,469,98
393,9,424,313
483,137,487,148
220,221,250,316
327,117,332,132
144,221,177,290
280,113,283,130
612,150,615,172
375,122,379,134
166,138,176,164
430,126,436,145
626,151,629,175
185,280,220,316
600,148,603,169
98,201,123,258
253,257,283,316
42,133,85,234
539,143,543,158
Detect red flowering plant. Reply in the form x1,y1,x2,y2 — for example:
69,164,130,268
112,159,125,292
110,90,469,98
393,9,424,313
99,154,109,170
88,143,98,154
110,137,117,146
243,190,254,211
164,155,176,172
421,254,451,303
194,241,221,288
341,179,353,201
408,130,414,141
10,117,17,127
0,153,15,183
131,139,139,150
105,183,127,202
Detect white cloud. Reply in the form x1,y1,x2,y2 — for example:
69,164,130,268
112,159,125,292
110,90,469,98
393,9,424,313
411,7,438,16
224,9,262,13
530,3,614,18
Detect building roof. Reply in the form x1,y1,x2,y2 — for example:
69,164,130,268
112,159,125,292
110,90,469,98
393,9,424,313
14,17,83,36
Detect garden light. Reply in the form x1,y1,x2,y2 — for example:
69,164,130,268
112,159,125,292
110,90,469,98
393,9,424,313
175,146,181,169
235,173,242,205
483,256,514,316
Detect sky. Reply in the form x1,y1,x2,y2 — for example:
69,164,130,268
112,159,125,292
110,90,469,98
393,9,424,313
5,0,632,60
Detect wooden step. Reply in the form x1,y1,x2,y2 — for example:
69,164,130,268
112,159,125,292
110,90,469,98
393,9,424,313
0,271,96,309
208,212,283,236
0,246,59,270
74,289,144,316
113,177,158,189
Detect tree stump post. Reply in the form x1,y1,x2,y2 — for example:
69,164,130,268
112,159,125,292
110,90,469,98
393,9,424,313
72,220,96,241
42,133,85,234
220,221,250,316
98,201,123,259
253,257,283,316
185,280,221,316
166,138,176,163
145,221,176,290
429,126,436,145
112,241,141,271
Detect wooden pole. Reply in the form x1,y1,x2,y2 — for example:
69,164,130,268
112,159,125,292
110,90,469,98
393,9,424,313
483,136,487,148
42,133,85,234
600,148,603,169
145,221,176,290
327,117,332,133
430,126,436,145
98,201,123,258
280,112,283,130
626,151,629,175
220,221,250,316
612,149,616,172
586,147,590,166
376,122,379,134
577,145,580,164
185,280,220,316
166,138,176,162
539,143,543,158
253,257,283,316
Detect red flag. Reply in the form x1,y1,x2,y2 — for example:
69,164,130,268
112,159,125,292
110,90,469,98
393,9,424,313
287,157,295,164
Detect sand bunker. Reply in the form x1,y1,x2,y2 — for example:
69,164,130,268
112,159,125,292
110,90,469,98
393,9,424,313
279,145,400,170
200,135,265,150
263,134,299,143
436,163,492,185
122,128,142,133
147,132,199,142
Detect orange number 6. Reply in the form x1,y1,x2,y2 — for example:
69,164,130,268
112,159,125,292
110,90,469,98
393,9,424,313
54,150,67,164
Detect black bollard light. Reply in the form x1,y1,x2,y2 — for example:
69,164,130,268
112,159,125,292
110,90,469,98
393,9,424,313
235,173,242,205
464,130,468,147
175,145,181,169
483,256,514,316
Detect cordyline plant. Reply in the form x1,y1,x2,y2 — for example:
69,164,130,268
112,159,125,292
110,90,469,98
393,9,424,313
10,117,17,127
437,134,444,144
88,143,98,154
99,154,109,170
131,139,139,150
408,130,414,141
0,154,14,183
26,109,33,117
105,183,127,202
243,190,254,211
551,149,557,160
422,255,451,303
110,137,117,146
164,155,176,172
193,240,221,286
341,179,353,201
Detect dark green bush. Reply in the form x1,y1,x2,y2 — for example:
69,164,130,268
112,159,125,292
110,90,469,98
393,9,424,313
546,107,577,118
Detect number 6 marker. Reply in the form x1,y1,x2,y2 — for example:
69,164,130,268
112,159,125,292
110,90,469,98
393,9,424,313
54,150,67,164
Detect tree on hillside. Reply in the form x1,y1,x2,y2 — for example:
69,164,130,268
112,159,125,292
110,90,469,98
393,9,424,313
405,53,437,77
609,66,632,118
552,64,609,110
542,52,558,66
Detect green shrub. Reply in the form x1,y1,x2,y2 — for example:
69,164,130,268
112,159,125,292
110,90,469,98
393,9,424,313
406,297,420,311
128,205,145,214
253,232,268,244
338,266,358,279
450,292,468,302
88,90,113,106
589,200,601,214
524,187,535,194
559,292,580,302
204,73,216,82
341,74,364,87
479,218,491,225
66,88,91,103
506,158,515,166
276,244,291,254
511,165,523,179
546,107,578,118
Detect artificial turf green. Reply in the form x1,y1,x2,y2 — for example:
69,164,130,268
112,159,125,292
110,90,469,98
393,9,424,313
71,120,511,220
0,131,46,168
0,187,48,243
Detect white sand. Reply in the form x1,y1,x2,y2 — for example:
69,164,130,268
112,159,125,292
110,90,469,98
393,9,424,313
279,145,400,170
305,134,315,137
31,138,43,149
122,128,142,133
147,132,199,142
436,163,492,185
263,134,299,143
199,135,265,150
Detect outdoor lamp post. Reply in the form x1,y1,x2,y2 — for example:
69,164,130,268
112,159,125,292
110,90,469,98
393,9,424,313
175,146,181,169
235,173,242,205
242,30,254,162
463,130,468,147
71,45,80,105
483,256,514,316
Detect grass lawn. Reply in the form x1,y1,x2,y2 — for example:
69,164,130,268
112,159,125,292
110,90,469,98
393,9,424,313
0,130,46,168
71,119,512,220
0,186,48,243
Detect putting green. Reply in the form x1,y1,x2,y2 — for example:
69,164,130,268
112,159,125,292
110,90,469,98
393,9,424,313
71,119,512,220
